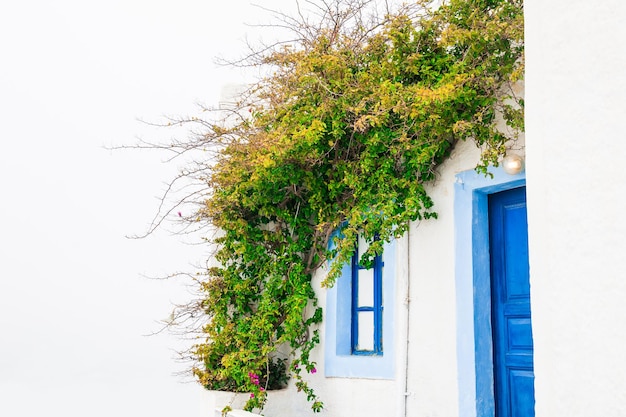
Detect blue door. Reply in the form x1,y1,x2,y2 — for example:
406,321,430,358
488,187,534,417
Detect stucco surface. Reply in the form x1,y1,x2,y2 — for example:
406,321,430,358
526,1,626,416
404,140,483,417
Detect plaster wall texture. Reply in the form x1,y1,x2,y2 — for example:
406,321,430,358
223,410,263,417
248,366,399,417
525,1,626,416
404,139,483,417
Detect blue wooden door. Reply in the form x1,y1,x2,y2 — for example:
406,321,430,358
489,187,534,417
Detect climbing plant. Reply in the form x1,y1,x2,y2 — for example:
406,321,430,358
151,0,523,412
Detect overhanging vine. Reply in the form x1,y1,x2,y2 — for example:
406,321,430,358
147,0,523,412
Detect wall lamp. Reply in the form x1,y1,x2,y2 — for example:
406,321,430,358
502,153,524,175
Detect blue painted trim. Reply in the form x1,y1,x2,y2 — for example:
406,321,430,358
454,166,526,417
325,236,396,378
351,252,359,353
373,250,383,354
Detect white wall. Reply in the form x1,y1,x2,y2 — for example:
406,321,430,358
525,1,626,416
404,140,484,417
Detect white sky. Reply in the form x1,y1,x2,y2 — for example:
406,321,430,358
0,1,287,415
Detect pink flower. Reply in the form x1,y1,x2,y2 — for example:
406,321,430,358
250,393,255,398
259,387,265,392
249,372,260,385
311,367,317,374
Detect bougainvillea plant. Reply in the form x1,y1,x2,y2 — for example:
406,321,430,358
145,0,523,412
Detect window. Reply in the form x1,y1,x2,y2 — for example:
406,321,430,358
324,231,395,379
351,234,383,355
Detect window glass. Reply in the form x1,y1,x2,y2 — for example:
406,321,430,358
357,268,374,307
356,311,375,351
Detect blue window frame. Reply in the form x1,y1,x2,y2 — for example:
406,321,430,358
325,230,395,379
351,235,383,355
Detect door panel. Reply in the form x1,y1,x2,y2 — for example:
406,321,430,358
489,187,534,417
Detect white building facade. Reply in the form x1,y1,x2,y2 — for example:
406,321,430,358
213,1,626,416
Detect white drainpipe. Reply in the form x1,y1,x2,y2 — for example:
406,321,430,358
396,231,412,417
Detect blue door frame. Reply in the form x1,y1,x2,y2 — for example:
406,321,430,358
454,167,528,417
